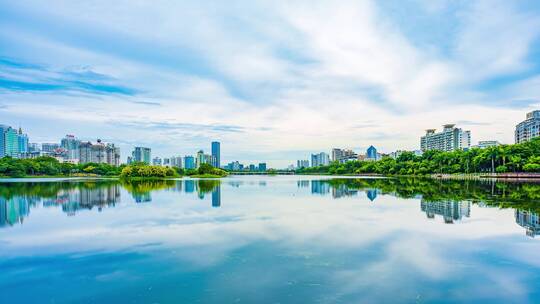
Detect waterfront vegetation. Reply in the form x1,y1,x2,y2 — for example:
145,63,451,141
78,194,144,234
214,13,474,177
0,156,123,177
298,138,540,176
0,156,228,178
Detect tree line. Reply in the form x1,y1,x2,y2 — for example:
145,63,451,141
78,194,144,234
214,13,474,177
297,138,540,175
0,156,228,178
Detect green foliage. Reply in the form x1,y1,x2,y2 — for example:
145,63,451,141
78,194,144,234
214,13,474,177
297,138,540,176
0,156,124,177
120,163,177,178
192,163,228,177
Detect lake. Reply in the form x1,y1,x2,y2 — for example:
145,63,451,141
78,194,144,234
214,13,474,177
1,176,540,303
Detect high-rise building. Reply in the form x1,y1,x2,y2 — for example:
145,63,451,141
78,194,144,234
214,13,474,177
297,160,310,169
196,150,205,168
332,148,356,162
0,125,6,158
311,152,330,167
170,156,183,168
79,140,120,166
515,110,540,143
132,147,151,164
258,163,267,172
184,156,196,169
17,128,28,156
41,143,60,153
211,141,220,168
420,124,471,152
28,143,40,153
366,146,377,160
152,157,162,166
61,135,80,161
0,125,28,158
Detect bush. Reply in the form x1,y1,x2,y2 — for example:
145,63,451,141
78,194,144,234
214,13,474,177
496,165,508,173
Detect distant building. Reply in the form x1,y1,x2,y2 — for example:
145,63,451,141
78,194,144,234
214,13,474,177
515,110,540,143
366,146,378,160
0,125,29,158
17,128,29,156
297,159,309,169
184,156,196,169
170,156,183,168
475,140,501,149
390,150,423,159
41,143,60,153
61,135,80,161
132,147,151,164
225,161,242,171
79,139,120,166
420,124,471,152
258,163,267,172
3,126,19,157
195,150,212,168
249,164,256,171
28,143,40,153
311,152,330,167
211,141,220,168
152,157,162,166
332,148,357,163
163,158,170,166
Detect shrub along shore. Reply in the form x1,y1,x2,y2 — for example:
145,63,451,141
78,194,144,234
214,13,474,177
0,157,228,179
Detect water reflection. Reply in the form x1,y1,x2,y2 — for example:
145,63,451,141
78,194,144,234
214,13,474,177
1,178,540,237
421,200,471,224
515,209,540,237
43,184,121,215
0,196,35,227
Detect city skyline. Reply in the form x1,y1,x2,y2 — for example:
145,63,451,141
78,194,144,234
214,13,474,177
1,1,540,167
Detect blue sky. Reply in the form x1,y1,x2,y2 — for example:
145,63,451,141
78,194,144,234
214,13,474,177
1,0,540,167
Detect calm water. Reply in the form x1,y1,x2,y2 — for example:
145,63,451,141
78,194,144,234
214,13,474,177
1,176,540,303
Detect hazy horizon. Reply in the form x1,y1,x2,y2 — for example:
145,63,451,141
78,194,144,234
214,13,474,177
1,1,540,167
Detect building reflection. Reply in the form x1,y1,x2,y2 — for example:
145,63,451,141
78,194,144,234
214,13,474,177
45,185,121,215
185,180,195,193
0,196,38,227
515,209,540,238
366,189,378,202
311,180,330,195
331,184,359,198
421,200,471,224
212,186,221,208
297,180,309,188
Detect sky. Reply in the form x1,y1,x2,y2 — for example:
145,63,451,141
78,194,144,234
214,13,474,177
1,0,540,168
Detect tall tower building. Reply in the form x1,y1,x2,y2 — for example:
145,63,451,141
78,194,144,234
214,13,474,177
211,141,221,168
